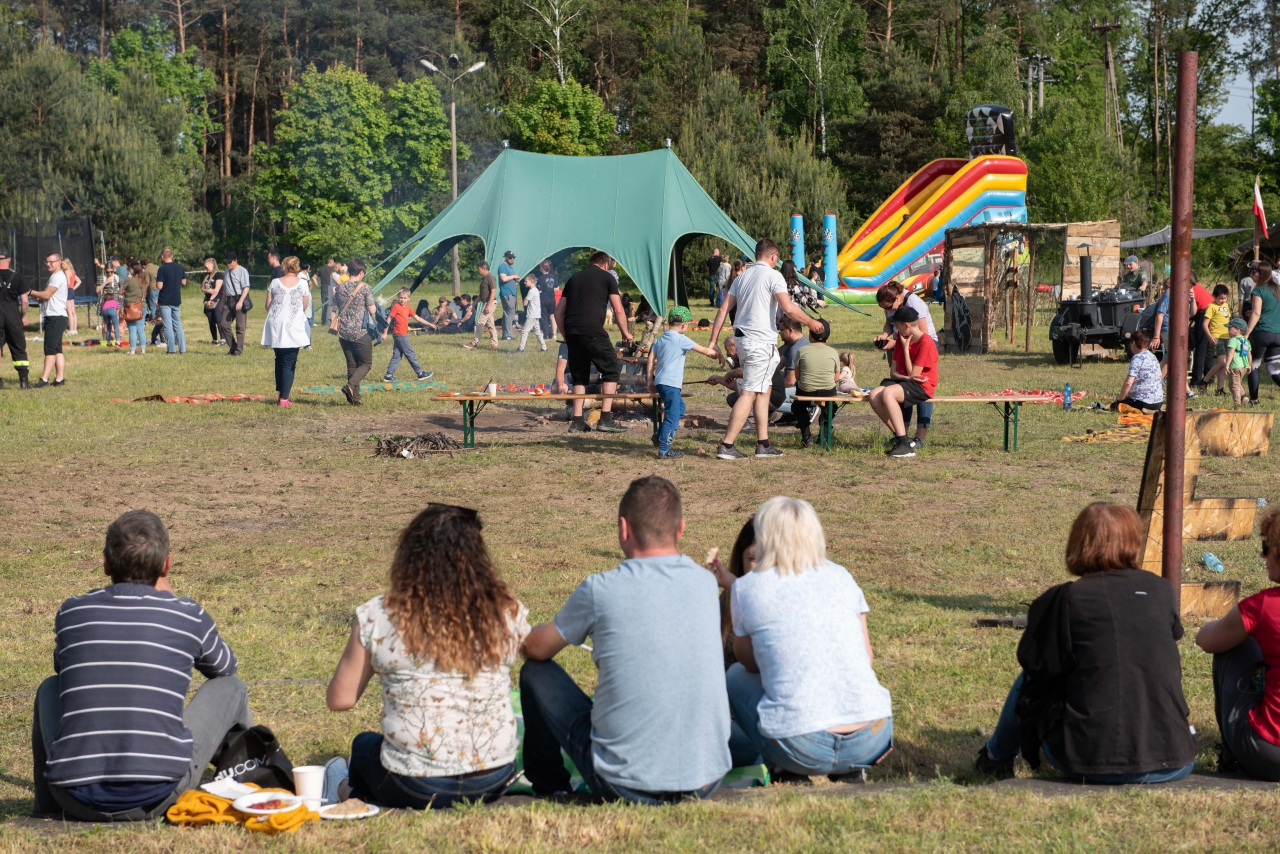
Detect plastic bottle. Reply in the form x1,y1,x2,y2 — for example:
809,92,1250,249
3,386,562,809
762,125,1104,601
1063,382,1073,412
1201,553,1225,573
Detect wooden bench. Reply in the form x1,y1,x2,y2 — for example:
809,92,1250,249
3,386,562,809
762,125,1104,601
792,393,1048,452
433,392,679,448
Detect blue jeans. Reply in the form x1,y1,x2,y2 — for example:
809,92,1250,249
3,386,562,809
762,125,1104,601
725,663,893,776
656,384,684,454
159,304,185,353
384,333,424,378
127,318,145,349
986,671,1195,784
274,347,299,400
101,307,120,342
145,289,158,322
902,401,933,431
518,658,721,805
347,732,517,809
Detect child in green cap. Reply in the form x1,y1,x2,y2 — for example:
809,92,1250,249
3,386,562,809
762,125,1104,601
646,306,719,458
1225,317,1253,407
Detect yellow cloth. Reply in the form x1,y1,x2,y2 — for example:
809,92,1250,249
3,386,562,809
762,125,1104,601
165,784,319,834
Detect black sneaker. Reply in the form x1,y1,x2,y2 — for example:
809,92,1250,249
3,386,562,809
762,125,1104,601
659,450,685,459
569,419,591,433
975,745,1015,780
802,436,817,449
888,438,915,458
1216,742,1242,774
909,437,924,451
595,419,628,433
755,443,783,458
716,444,747,460
417,372,433,380
33,378,50,388
52,379,65,387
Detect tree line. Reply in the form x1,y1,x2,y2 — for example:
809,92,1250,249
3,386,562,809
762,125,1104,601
0,0,1277,280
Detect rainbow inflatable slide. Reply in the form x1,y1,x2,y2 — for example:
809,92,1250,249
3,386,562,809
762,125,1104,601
834,155,1027,302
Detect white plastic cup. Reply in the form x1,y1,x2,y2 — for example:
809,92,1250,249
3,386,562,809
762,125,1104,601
487,383,498,397
293,765,324,800
302,797,322,813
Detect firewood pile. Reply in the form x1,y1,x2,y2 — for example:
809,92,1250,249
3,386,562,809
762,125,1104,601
373,432,464,458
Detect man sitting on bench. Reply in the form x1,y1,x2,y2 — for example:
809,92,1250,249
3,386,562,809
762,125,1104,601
794,319,841,448
867,305,938,459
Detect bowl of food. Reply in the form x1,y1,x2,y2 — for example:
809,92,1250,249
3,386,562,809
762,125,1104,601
232,792,303,815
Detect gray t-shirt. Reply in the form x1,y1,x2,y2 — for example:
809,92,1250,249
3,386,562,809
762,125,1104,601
728,262,787,340
554,554,731,791
883,292,937,341
731,562,892,738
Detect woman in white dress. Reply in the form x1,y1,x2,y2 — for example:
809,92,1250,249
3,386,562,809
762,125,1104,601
261,255,310,407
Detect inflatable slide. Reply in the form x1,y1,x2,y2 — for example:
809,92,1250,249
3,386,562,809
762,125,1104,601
835,155,1027,302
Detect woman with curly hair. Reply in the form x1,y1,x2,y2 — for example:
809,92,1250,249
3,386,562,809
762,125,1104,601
324,504,529,808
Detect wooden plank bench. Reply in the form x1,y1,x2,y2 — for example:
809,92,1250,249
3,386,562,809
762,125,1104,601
792,393,1048,452
433,392,680,448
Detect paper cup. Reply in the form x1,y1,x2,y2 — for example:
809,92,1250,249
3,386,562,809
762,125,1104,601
302,797,322,813
487,383,498,397
293,765,324,800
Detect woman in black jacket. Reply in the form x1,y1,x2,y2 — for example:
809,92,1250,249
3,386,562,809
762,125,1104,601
976,502,1197,783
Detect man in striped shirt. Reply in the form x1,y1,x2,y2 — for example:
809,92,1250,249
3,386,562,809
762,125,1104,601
32,510,253,820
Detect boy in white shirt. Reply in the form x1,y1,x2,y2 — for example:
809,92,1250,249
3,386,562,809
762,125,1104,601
29,252,70,387
517,274,546,352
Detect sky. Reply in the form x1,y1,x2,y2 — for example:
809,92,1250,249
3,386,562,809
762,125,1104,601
1216,32,1254,131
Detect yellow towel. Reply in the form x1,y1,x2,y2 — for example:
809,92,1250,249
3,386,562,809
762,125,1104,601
166,785,319,834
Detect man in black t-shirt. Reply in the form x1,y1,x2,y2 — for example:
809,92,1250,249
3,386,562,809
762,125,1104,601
536,259,558,339
552,251,634,433
0,248,30,388
154,248,187,354
267,250,286,280
706,249,721,297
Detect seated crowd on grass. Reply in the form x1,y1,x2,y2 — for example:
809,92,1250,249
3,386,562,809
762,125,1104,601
29,481,1280,820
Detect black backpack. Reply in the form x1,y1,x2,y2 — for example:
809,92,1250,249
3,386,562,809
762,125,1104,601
210,725,295,791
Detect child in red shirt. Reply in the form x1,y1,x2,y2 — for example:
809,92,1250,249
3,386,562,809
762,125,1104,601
382,288,432,381
867,304,938,457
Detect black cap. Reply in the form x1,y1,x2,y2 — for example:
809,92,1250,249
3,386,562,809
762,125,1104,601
224,250,238,263
892,305,920,324
0,248,10,259
504,250,515,259
811,318,831,342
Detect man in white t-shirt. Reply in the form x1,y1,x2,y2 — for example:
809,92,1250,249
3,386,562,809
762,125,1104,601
28,252,69,387
708,239,824,460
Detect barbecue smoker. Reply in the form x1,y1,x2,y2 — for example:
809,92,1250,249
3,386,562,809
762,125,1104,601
1049,250,1143,365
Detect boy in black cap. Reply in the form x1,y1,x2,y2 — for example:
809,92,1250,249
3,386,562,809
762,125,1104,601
867,305,939,457
0,247,30,388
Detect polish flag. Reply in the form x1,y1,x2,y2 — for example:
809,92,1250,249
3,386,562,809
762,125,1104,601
1256,175,1270,240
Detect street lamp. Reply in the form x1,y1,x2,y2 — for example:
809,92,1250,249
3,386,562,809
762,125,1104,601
422,55,486,296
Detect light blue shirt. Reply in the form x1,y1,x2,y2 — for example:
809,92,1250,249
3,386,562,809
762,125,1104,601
554,554,731,791
497,262,518,297
651,330,696,389
731,562,892,738
1127,348,1164,404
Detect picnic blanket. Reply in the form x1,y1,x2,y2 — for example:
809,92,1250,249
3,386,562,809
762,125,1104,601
166,784,318,835
112,393,269,404
1062,405,1154,443
300,379,448,395
505,690,768,795
956,388,1089,405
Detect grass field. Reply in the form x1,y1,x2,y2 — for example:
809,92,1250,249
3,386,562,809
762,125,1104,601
3,282,1279,851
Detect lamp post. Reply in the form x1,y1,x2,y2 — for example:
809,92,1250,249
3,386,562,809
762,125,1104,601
421,55,485,296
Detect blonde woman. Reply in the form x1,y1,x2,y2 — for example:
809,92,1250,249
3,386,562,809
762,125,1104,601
62,258,79,335
199,258,224,345
708,496,893,782
325,504,528,808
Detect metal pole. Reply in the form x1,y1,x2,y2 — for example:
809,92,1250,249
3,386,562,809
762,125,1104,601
1163,51,1197,609
449,82,461,297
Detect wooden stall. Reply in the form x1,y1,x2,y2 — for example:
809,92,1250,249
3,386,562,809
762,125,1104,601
941,220,1121,354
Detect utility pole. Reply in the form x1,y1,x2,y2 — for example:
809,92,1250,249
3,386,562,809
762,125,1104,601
1020,54,1053,125
1091,17,1124,150
421,55,486,297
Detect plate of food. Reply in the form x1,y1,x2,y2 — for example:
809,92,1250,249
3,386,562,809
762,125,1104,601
232,792,303,815
319,798,380,820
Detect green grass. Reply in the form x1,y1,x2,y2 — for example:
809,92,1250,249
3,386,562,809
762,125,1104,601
2,282,1278,850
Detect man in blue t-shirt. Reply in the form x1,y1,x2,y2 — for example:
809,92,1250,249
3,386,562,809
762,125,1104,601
497,250,520,341
521,476,731,804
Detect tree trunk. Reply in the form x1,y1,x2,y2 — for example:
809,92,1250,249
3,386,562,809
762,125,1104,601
99,0,106,59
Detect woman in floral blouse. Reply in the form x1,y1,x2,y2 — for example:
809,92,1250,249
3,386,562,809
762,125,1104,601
325,503,530,809
330,258,376,404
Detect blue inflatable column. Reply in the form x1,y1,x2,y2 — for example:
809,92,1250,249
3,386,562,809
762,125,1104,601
790,214,805,269
822,213,838,290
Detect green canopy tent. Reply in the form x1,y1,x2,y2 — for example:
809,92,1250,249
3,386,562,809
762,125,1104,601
372,148,755,310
